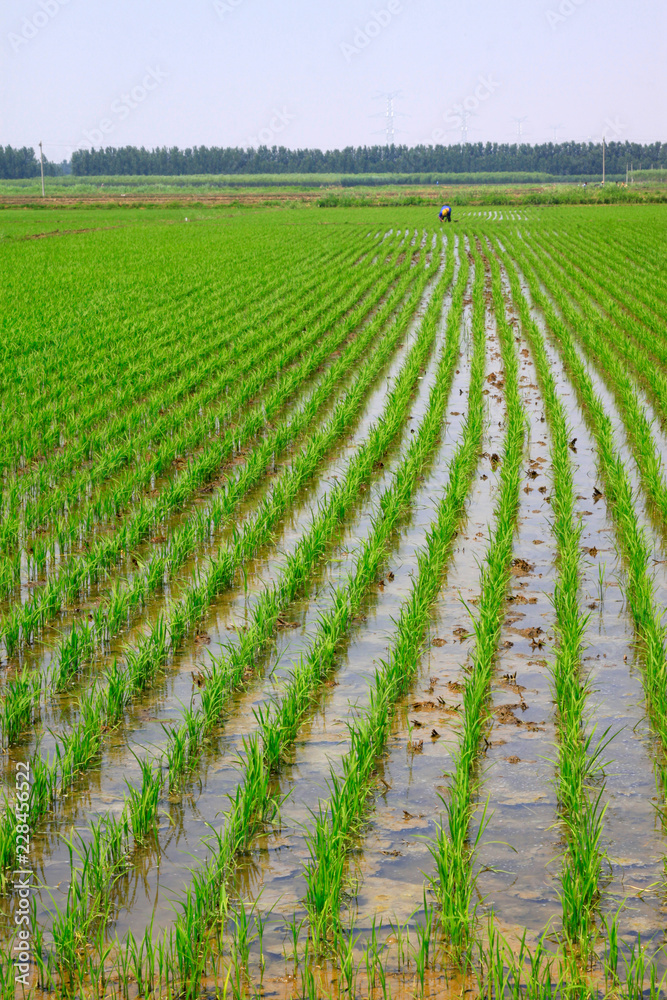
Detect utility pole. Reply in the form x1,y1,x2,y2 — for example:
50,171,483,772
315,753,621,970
602,134,606,185
39,140,45,197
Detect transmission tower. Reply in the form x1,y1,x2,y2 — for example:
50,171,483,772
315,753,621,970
459,109,476,144
512,116,528,142
371,91,407,145
549,123,565,143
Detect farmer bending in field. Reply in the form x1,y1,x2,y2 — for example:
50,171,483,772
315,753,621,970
439,204,452,223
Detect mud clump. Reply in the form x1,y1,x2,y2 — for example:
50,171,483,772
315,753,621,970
511,558,534,577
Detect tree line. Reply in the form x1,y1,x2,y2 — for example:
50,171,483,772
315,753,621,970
0,146,67,179
1,141,665,179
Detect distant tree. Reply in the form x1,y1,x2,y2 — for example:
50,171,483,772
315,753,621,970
48,140,667,178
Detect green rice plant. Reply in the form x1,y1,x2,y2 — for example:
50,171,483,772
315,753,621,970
126,756,161,845
93,241,455,989
413,895,435,996
597,563,606,607
0,228,404,655
0,667,39,747
487,232,612,957
499,229,667,815
335,926,362,998
0,242,442,870
228,899,259,972
363,915,385,996
421,238,526,955
47,872,112,981
0,804,17,892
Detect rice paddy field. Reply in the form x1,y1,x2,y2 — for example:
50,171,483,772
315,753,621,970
2,203,667,998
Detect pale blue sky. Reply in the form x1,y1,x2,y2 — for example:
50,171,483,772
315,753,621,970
2,0,665,162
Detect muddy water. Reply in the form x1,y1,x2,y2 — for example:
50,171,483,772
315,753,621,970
230,268,476,943
506,245,667,957
74,249,459,942
472,269,562,940
203,257,500,963
0,246,456,951
341,269,508,937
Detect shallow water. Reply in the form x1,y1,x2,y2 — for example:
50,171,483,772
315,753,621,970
2,214,666,996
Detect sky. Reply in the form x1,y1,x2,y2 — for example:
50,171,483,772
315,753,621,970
2,0,665,162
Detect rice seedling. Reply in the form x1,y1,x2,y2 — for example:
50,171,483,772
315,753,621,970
487,233,612,958
0,240,443,859
425,238,526,955
4,206,667,997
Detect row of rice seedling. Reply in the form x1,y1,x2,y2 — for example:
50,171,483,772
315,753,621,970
500,231,667,832
425,240,525,954
2,224,363,514
563,226,667,328
491,236,609,966
524,232,667,553
298,244,479,952
117,242,460,993
0,245,446,885
27,238,458,990
0,261,421,740
0,221,361,474
0,229,395,584
0,235,417,659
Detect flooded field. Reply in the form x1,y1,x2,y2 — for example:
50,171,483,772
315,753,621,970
1,204,667,998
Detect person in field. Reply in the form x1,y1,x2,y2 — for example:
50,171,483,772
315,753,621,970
439,204,452,223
